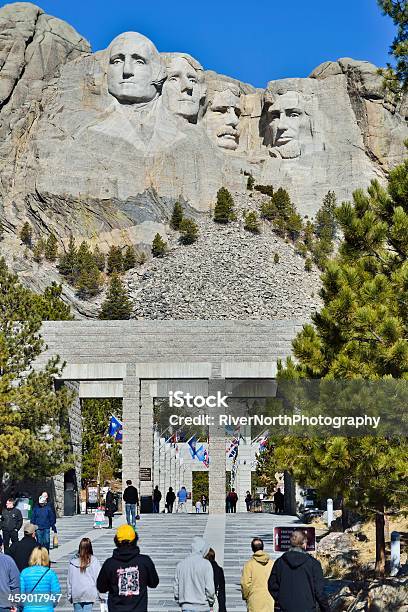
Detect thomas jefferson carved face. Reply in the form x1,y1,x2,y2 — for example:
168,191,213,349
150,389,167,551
205,87,241,150
107,32,165,105
267,91,304,158
162,56,204,122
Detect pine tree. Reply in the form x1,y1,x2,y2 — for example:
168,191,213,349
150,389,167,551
44,233,58,262
99,273,132,320
286,211,303,242
377,0,408,91
247,175,255,190
76,266,102,299
260,199,276,221
179,218,199,244
107,245,123,274
258,158,408,577
123,245,137,271
213,187,235,224
304,257,312,272
254,184,274,197
93,245,105,272
170,202,183,230
244,211,261,233
33,239,45,263
58,236,77,282
315,191,337,242
152,233,167,257
0,258,73,483
20,222,32,247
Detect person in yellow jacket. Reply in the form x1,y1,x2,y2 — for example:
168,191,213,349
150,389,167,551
241,538,274,612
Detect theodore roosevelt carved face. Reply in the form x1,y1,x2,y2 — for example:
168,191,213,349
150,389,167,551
204,85,241,150
107,32,166,106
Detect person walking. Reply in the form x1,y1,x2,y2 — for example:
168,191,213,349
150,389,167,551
7,523,37,572
104,486,116,529
226,494,231,514
273,488,284,514
67,538,102,612
0,534,20,611
165,488,176,514
245,492,252,512
201,495,207,513
205,548,226,612
20,546,61,612
195,500,202,514
241,538,274,612
152,487,162,514
174,536,215,611
97,525,159,612
229,489,238,513
123,480,139,528
30,493,56,551
1,499,23,553
268,530,330,612
176,487,188,513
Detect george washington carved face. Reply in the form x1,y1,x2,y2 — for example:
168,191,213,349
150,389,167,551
107,32,165,106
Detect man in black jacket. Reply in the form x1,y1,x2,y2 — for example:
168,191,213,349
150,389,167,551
97,524,159,612
1,499,23,552
268,530,330,612
165,488,176,513
123,480,139,528
7,522,37,571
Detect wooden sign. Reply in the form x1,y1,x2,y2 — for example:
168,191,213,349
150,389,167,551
274,526,316,552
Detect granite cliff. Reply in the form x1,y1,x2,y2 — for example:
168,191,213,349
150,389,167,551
0,2,406,317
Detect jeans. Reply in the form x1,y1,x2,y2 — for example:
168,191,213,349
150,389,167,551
73,603,93,612
2,530,18,552
177,502,187,513
36,528,50,550
152,501,160,513
125,503,136,526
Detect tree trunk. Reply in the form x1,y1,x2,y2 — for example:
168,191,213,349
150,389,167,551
375,507,386,577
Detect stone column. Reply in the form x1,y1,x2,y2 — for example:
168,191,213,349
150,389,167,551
208,372,226,515
122,365,140,500
139,381,154,499
159,438,166,511
236,425,252,512
183,466,193,513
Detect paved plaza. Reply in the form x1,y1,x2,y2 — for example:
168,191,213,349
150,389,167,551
49,512,303,611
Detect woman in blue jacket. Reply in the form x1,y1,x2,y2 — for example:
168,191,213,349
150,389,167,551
30,493,57,550
20,546,61,612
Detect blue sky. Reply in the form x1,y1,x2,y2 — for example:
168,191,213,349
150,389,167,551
2,0,395,87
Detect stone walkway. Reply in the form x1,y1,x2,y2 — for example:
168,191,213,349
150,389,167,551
49,512,303,611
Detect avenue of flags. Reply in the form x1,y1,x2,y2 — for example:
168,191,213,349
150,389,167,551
109,418,269,467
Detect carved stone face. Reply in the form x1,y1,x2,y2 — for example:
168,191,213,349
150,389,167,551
205,89,241,150
107,33,164,105
267,91,304,158
162,57,202,122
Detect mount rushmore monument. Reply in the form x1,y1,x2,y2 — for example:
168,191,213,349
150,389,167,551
0,1,407,254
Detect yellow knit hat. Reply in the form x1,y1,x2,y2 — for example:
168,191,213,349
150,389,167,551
116,524,136,542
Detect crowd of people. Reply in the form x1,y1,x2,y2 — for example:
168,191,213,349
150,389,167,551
0,489,331,611
0,504,330,612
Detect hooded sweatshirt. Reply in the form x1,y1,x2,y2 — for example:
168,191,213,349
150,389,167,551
268,548,330,612
241,550,274,612
67,554,102,603
96,544,159,612
174,537,215,611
